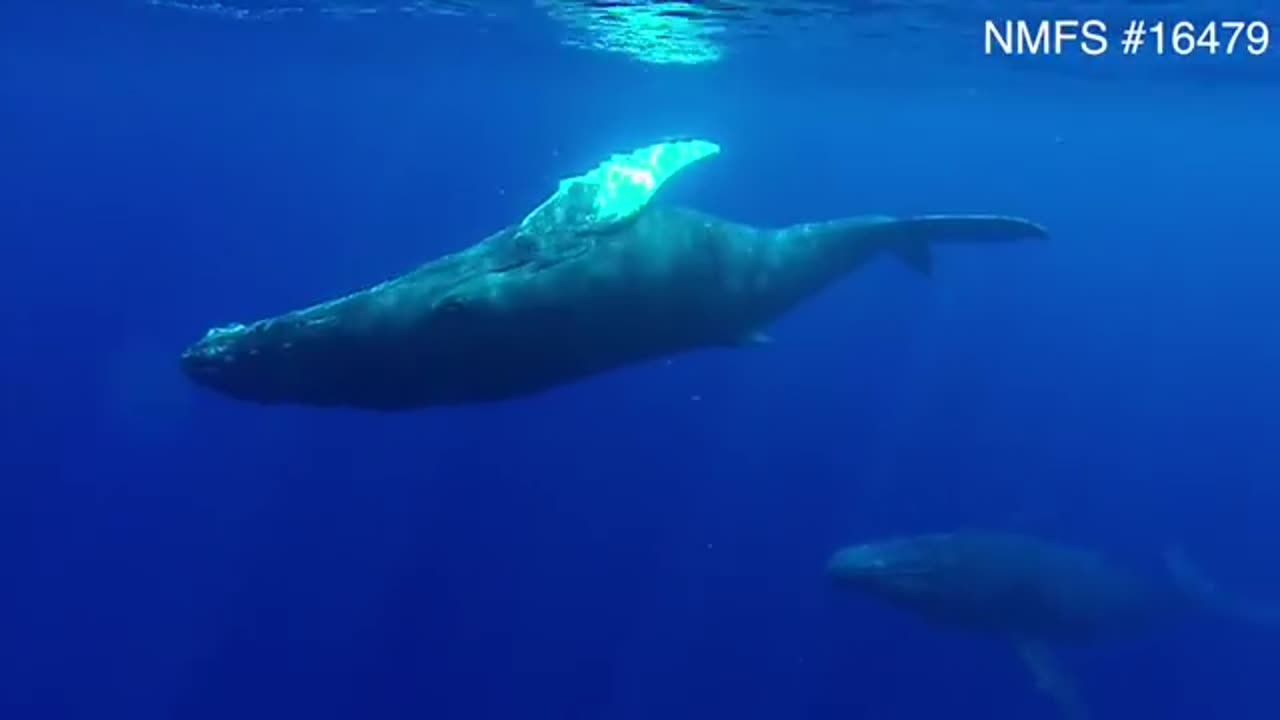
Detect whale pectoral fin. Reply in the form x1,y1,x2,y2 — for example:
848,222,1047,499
1013,638,1090,720
518,138,721,237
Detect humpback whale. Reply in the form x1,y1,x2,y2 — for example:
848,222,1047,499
827,530,1279,719
180,139,1047,410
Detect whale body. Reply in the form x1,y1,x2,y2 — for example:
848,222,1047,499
827,530,1278,718
179,139,1047,411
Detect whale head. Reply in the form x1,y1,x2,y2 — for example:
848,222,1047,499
179,320,311,406
176,281,588,410
177,302,432,409
825,535,957,609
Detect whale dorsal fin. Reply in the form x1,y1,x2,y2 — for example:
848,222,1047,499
518,138,720,238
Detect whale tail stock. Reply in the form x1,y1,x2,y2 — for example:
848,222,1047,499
827,214,1049,276
1163,547,1280,629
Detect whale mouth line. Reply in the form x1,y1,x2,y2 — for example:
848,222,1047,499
838,562,933,579
829,544,938,581
857,565,934,580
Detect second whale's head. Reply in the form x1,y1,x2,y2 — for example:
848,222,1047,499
826,536,949,603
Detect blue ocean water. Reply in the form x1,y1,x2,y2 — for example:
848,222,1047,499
3,2,1279,719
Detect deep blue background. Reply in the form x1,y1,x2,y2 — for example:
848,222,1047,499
3,4,1279,719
